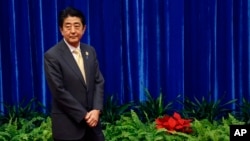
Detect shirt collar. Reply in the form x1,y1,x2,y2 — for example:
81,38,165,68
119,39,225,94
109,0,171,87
63,38,80,52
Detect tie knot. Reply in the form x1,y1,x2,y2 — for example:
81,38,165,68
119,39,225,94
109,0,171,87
73,49,81,54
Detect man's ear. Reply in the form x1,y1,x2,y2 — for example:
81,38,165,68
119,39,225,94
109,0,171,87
59,27,64,35
82,25,87,33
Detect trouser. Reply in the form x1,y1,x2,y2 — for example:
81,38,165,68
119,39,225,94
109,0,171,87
54,122,105,141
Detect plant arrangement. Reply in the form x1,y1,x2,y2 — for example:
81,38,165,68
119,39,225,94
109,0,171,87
103,110,244,141
0,91,247,140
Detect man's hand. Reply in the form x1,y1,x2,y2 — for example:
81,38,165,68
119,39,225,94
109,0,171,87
85,109,100,127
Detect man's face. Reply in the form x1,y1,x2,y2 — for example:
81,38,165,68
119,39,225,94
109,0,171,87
60,16,86,47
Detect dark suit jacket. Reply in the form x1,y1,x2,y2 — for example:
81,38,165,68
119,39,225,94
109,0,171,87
44,40,104,140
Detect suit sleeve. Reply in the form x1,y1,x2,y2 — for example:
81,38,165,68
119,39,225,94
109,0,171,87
44,52,88,123
92,48,105,111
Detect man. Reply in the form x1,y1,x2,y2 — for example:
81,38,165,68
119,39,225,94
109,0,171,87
44,7,105,141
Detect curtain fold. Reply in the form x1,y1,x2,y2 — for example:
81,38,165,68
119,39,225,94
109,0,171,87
0,0,249,113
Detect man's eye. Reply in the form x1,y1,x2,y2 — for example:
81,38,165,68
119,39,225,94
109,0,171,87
75,25,80,28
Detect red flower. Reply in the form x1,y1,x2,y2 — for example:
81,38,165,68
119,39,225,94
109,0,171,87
155,112,192,134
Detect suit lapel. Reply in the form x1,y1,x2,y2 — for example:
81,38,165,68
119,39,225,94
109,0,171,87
80,45,89,86
59,41,87,88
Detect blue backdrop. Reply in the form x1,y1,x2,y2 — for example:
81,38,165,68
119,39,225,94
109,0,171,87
0,0,249,113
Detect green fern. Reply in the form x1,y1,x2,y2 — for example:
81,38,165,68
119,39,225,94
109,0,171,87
190,116,240,141
104,110,186,141
0,131,11,141
0,116,52,140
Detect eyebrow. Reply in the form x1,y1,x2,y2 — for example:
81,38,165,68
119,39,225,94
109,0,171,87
64,22,81,25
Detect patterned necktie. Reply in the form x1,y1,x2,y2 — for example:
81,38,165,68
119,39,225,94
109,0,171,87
73,49,86,84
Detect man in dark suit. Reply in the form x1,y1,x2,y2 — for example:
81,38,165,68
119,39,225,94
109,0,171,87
44,7,105,141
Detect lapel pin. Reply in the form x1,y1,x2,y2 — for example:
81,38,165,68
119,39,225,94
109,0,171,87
85,52,89,59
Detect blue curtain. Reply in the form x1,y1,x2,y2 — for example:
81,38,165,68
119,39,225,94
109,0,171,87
0,0,249,113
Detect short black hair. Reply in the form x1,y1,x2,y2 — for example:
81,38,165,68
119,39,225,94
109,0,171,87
58,7,86,28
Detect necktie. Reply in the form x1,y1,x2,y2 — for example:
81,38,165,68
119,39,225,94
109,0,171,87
73,49,87,84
